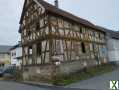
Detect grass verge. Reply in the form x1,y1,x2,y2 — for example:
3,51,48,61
53,63,117,86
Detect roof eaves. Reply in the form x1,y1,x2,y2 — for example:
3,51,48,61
38,0,105,32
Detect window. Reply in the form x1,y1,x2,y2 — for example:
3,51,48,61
80,27,83,33
12,52,14,56
36,22,40,31
28,31,31,36
37,42,42,56
12,52,16,56
93,32,95,37
81,42,86,53
99,33,101,39
28,46,32,55
14,52,16,56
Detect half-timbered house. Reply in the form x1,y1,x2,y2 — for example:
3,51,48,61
19,0,107,80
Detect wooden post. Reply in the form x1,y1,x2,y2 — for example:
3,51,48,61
48,15,54,80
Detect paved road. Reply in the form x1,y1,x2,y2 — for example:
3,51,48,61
0,81,49,90
1,69,119,90
0,80,83,90
68,69,119,90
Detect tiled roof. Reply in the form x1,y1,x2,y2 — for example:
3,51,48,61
96,26,119,39
10,44,21,50
0,45,12,54
19,0,105,33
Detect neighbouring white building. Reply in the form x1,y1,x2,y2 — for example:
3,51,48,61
107,31,119,64
10,43,22,66
0,45,12,67
97,26,119,64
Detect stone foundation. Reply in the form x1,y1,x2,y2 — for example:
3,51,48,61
22,64,52,81
22,59,100,82
59,59,97,74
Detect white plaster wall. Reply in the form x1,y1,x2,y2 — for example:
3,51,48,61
16,47,22,57
10,47,22,66
107,38,119,62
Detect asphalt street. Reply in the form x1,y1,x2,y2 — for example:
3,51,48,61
0,80,84,90
68,69,119,90
1,69,119,90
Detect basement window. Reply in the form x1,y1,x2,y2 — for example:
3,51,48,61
81,42,86,53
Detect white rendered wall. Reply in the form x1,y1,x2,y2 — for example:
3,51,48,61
107,38,119,62
10,47,22,66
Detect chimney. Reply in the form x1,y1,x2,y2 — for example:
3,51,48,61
55,0,58,8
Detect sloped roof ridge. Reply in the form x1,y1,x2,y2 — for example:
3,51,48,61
19,0,105,33
38,0,94,26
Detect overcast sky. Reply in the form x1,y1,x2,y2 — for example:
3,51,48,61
0,0,119,45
